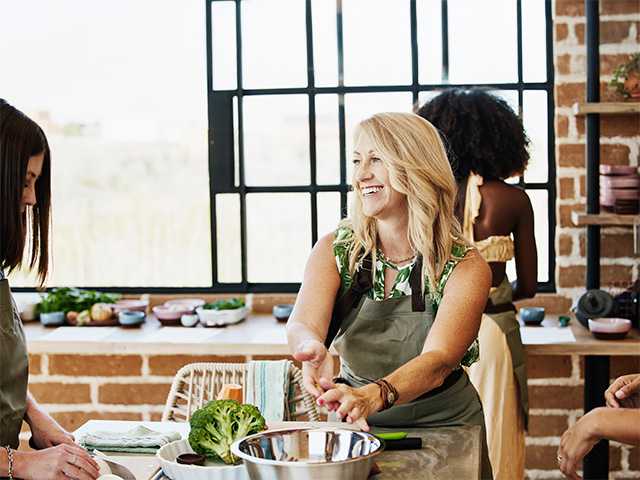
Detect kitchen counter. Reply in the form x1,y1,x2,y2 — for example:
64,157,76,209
75,420,482,479
23,313,640,356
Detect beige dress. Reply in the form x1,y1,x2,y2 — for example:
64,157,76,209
463,174,528,480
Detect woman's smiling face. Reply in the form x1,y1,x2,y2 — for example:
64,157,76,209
352,131,406,219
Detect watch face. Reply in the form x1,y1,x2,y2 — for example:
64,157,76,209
387,391,396,403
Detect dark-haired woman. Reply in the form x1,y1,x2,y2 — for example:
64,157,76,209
0,100,99,480
418,89,536,480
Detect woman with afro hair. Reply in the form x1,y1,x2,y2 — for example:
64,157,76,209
418,88,537,480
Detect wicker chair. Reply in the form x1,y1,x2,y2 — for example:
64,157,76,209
162,362,320,422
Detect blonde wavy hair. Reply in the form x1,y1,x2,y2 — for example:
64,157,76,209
338,112,467,294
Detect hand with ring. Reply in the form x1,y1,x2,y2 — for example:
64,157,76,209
557,409,602,480
12,443,100,480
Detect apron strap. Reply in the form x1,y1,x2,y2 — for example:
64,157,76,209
409,255,426,312
325,254,373,349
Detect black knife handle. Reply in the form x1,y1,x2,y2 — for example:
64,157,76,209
383,437,423,451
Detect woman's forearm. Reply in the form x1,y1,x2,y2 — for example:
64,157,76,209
590,407,640,445
384,350,453,405
286,321,324,353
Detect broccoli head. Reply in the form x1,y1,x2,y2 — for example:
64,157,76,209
188,399,266,464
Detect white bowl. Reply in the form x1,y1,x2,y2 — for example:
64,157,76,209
157,439,248,480
196,306,249,327
588,318,632,340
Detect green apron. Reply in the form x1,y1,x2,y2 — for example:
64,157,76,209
485,278,529,427
0,278,29,449
333,293,494,479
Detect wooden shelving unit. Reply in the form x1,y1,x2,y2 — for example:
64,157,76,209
573,102,640,115
572,211,640,227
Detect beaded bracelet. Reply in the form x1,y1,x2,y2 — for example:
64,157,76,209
3,445,13,480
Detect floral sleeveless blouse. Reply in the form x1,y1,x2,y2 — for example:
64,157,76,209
333,226,479,367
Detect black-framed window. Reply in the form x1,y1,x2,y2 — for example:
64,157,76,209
207,0,556,294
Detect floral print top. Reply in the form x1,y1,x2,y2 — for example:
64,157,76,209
333,226,479,367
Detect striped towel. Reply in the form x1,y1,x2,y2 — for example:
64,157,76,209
245,360,291,422
80,425,180,454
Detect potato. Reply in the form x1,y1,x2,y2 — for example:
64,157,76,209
91,303,113,322
66,311,78,323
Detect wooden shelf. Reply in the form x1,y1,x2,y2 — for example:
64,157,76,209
572,211,639,226
573,102,640,115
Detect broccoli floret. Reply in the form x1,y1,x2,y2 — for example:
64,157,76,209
187,399,266,464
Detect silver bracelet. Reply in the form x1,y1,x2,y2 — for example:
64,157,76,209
3,445,13,480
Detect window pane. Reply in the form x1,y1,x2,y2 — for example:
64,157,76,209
317,192,341,239
448,0,517,83
216,194,241,283
315,94,341,185
211,2,237,90
342,0,412,86
3,0,211,287
344,92,413,178
489,90,519,114
522,0,547,83
312,0,338,87
242,0,307,89
243,95,309,186
529,190,549,282
523,91,548,183
246,194,311,282
416,0,443,84
417,91,441,110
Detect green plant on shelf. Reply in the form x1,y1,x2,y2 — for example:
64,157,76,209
609,53,640,99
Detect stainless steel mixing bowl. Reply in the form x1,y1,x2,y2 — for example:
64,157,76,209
230,427,383,480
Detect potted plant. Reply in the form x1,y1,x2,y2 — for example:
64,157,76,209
609,53,640,99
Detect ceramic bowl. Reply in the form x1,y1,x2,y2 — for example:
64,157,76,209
157,439,248,480
196,306,250,327
114,299,148,313
519,307,545,326
118,310,145,327
588,318,631,340
40,311,66,327
180,313,200,327
164,298,206,313
153,305,193,324
272,304,294,323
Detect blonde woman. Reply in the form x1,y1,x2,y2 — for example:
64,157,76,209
287,112,493,479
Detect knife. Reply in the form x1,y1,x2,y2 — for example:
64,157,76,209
92,451,137,480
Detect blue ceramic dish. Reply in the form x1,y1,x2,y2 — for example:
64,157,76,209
519,307,545,326
118,310,145,327
40,311,65,327
273,304,294,322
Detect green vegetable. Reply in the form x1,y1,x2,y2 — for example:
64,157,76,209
374,431,408,440
202,298,245,311
188,399,266,464
37,287,120,314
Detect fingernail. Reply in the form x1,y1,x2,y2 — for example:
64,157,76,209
317,399,324,405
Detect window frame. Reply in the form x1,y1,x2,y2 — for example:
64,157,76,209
13,0,556,294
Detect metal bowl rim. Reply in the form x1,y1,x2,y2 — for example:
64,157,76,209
230,427,384,467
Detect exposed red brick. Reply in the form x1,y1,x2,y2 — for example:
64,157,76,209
527,355,573,378
602,233,636,258
99,383,171,405
150,412,163,421
601,21,639,44
630,446,640,470
601,54,636,76
529,385,583,409
28,354,41,375
556,23,569,42
579,175,585,197
556,0,584,16
556,115,569,138
528,414,569,437
576,23,584,44
601,0,640,15
515,294,573,314
252,294,297,314
556,83,586,107
558,144,631,168
559,177,576,199
579,232,586,257
558,234,574,256
557,54,572,75
525,445,564,470
49,354,142,376
51,411,142,433
601,115,640,138
558,203,585,228
559,266,586,288
29,382,91,404
148,355,246,376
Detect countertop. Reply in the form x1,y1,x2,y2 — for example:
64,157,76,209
23,313,640,356
75,420,481,479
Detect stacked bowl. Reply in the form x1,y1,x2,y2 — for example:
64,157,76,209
600,165,640,214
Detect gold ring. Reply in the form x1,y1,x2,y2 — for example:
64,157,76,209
557,454,563,463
